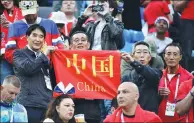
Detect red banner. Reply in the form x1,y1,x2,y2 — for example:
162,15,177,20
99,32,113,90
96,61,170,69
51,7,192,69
51,50,121,99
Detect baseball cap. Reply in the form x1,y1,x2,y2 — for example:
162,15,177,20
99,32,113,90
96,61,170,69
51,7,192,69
19,1,39,16
49,11,66,24
155,16,169,28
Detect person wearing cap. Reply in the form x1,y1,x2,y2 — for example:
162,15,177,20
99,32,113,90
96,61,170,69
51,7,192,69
49,11,70,50
53,0,77,37
0,0,23,83
145,16,173,56
158,43,193,122
144,0,173,34
4,0,64,64
121,41,163,114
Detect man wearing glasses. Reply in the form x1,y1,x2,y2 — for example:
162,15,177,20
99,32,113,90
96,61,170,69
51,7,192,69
121,41,162,114
158,43,193,122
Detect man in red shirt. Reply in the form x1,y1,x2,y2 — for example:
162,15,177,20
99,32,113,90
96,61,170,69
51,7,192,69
104,82,162,122
60,0,77,36
158,43,193,122
144,0,172,34
174,0,194,72
176,78,194,122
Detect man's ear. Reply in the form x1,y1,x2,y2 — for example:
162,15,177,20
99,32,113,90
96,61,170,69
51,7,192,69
87,42,90,49
56,106,60,113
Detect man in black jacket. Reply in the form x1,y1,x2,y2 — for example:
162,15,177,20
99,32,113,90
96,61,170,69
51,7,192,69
13,24,57,123
121,41,162,114
73,0,124,50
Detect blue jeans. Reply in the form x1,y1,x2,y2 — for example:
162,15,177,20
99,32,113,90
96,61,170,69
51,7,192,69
100,99,112,122
0,58,14,84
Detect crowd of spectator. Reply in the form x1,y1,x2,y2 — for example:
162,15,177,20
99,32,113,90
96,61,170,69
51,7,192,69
1,0,194,123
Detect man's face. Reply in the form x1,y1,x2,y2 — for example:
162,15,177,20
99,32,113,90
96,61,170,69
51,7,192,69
1,0,14,9
27,29,45,51
133,45,151,65
70,33,90,50
117,84,138,108
24,14,38,24
155,19,168,34
61,1,76,14
164,46,182,67
1,84,20,103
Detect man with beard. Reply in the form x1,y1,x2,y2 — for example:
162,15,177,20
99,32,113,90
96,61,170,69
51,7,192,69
0,75,28,122
5,0,64,64
145,17,173,56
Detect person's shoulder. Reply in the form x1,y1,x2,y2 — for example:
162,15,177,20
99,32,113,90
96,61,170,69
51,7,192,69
43,118,55,123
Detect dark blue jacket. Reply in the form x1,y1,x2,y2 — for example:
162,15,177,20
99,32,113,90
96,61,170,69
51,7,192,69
13,47,52,108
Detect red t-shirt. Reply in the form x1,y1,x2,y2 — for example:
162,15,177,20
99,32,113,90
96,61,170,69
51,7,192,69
181,1,194,20
177,79,194,122
144,1,170,27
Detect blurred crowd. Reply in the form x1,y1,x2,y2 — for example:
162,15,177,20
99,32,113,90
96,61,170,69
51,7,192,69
0,0,194,123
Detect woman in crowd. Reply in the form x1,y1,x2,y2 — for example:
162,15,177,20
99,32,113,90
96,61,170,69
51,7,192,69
44,94,76,123
0,0,23,83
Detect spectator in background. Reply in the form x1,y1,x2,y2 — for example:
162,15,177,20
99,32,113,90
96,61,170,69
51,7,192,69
145,17,173,56
121,41,163,114
44,94,76,123
104,82,162,122
0,75,28,122
49,11,70,50
75,0,124,50
54,0,77,36
0,0,23,83
158,43,193,122
121,0,144,53
174,0,194,72
176,78,194,122
68,28,101,123
13,24,57,123
144,0,172,34
5,0,64,65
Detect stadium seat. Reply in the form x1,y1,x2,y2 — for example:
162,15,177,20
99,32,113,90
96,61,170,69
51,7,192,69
38,7,53,19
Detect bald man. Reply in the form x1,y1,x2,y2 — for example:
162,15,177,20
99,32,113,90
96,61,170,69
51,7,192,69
104,82,162,122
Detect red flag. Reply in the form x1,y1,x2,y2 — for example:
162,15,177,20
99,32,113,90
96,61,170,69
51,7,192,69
51,50,121,99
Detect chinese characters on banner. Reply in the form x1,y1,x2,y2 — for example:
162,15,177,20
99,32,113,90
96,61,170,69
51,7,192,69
52,50,121,99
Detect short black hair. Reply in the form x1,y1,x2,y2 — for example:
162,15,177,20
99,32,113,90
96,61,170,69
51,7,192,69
134,41,150,49
26,24,46,38
163,43,182,55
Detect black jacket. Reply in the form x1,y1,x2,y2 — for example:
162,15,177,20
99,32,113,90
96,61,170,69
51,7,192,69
73,13,125,50
122,61,163,114
13,47,52,108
